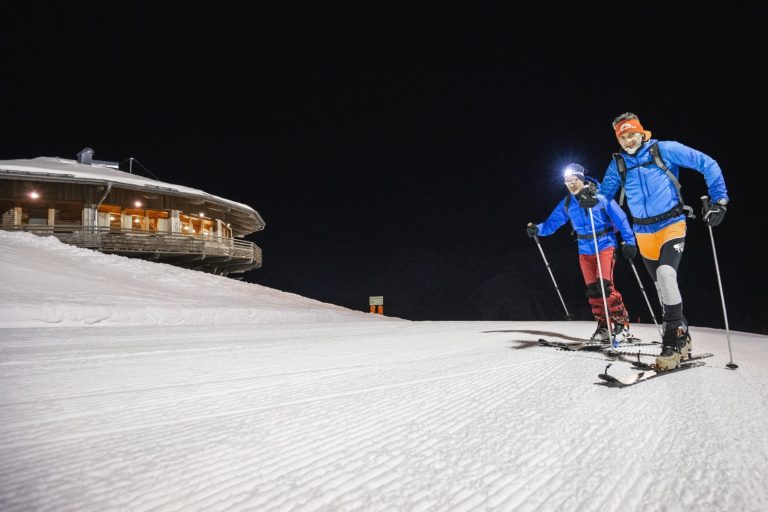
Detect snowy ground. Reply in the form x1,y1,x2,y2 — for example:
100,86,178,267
1,231,767,512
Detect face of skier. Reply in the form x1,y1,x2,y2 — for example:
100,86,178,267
564,176,584,194
618,131,644,155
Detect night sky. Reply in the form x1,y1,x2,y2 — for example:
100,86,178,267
3,4,766,333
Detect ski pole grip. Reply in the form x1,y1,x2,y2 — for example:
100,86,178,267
701,195,710,210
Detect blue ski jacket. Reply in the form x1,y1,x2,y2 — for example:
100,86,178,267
599,139,729,234
535,194,635,255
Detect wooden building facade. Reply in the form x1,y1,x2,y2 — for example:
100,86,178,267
0,151,265,276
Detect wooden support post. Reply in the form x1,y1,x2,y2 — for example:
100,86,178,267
369,296,384,314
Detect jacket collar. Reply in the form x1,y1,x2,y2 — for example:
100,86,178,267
620,139,655,158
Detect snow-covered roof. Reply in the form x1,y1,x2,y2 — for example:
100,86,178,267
0,156,257,215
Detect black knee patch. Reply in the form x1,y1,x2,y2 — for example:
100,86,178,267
586,279,613,298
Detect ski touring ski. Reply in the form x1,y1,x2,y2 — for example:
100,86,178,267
538,338,597,350
598,360,705,387
538,337,654,352
621,352,714,369
597,353,713,388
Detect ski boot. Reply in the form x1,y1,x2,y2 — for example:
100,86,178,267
611,322,630,344
590,325,609,343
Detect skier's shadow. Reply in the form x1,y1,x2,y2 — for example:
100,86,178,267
483,329,586,342
506,339,544,350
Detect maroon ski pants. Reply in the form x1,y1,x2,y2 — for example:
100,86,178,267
578,246,629,326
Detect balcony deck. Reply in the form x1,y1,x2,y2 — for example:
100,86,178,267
2,225,262,276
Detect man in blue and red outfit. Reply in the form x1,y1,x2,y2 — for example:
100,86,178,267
528,163,637,343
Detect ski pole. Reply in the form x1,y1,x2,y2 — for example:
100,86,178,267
587,207,615,347
532,234,573,320
701,196,738,369
628,258,663,338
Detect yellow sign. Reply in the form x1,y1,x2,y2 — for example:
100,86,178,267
369,296,384,306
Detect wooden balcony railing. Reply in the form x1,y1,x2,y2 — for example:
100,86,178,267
2,225,262,275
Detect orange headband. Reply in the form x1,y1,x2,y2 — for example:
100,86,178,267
614,118,652,140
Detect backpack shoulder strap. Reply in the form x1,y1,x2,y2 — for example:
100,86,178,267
649,142,683,202
612,153,627,206
563,194,578,239
613,142,688,211
634,142,694,218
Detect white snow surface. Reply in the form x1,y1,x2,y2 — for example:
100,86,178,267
1,231,766,512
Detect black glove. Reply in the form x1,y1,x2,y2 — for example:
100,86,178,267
621,244,637,260
702,202,727,227
577,188,598,208
526,224,539,237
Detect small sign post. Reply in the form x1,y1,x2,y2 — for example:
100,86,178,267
369,296,384,315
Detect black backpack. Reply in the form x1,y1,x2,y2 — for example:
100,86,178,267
612,142,694,223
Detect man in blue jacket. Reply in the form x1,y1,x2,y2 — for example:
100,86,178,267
582,113,729,370
527,163,637,343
